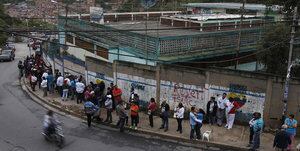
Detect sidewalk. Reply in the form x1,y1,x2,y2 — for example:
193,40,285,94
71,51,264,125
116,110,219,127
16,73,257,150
22,79,277,150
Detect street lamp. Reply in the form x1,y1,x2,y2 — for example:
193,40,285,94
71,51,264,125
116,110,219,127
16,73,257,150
282,58,300,123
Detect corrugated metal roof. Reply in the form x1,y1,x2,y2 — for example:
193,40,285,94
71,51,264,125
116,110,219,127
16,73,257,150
183,3,266,11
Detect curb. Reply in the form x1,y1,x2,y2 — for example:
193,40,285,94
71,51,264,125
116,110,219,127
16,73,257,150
21,78,249,151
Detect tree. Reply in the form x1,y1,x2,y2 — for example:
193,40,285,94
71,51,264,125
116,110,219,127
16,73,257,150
257,23,300,76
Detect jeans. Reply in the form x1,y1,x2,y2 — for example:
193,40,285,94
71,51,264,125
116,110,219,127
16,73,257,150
149,112,154,127
131,116,138,127
77,92,84,104
87,113,92,127
190,125,196,139
161,112,169,130
251,131,261,150
177,118,183,133
69,87,75,100
207,113,216,125
105,109,112,122
249,127,254,144
62,89,68,101
118,117,125,132
195,123,202,139
43,87,47,97
48,83,54,94
57,86,63,97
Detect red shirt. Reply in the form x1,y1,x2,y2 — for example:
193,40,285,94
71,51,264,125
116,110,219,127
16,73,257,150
148,102,157,112
112,88,122,102
228,101,241,114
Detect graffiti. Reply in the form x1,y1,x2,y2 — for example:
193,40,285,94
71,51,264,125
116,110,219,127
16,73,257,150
131,82,145,91
117,73,156,108
209,85,265,123
96,72,105,79
160,81,206,109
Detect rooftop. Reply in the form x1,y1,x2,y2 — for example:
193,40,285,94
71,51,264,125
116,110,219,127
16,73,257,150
106,21,202,37
183,3,266,11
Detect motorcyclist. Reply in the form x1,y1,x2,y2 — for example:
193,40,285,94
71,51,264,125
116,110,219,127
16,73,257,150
43,110,58,136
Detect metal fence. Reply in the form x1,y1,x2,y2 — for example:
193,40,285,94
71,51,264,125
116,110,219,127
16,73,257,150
60,17,262,59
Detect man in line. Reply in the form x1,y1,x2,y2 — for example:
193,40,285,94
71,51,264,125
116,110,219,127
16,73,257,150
116,100,127,132
159,101,170,132
56,73,64,97
206,97,218,125
216,93,228,126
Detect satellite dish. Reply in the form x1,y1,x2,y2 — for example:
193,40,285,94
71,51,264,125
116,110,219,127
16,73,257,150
141,0,157,9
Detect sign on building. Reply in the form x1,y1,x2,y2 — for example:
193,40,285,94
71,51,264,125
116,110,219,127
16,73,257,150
90,7,104,24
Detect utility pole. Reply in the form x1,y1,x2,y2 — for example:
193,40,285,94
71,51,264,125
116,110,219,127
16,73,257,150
145,7,149,65
62,4,69,77
282,6,298,122
235,0,246,70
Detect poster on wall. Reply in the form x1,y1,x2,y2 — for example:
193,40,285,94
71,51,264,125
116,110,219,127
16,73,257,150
208,84,266,122
90,7,104,24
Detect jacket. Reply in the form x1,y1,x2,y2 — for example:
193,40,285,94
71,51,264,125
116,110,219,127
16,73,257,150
206,100,218,115
116,103,127,118
175,107,184,119
105,98,113,109
41,80,47,88
253,118,264,132
273,130,291,149
189,112,202,126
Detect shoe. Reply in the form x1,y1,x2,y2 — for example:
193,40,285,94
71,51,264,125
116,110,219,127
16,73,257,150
176,129,179,132
164,129,168,132
246,144,252,147
104,120,108,123
159,127,164,129
134,127,138,130
179,131,182,134
130,126,133,129
224,125,228,128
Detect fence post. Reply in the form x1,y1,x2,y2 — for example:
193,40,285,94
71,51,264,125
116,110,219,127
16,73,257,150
155,63,161,105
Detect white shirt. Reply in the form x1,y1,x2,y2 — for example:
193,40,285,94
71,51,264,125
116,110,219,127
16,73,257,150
217,97,229,109
41,79,47,88
56,76,64,86
76,82,85,93
64,78,71,86
225,101,234,114
31,75,37,83
42,72,48,79
176,107,185,119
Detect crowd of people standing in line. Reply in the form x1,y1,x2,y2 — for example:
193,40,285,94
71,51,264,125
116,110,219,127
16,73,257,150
18,54,299,151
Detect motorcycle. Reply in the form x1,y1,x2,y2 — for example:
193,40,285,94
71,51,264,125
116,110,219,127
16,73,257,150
42,122,65,148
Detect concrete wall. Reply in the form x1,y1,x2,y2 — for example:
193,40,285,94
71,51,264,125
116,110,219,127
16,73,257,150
46,55,300,128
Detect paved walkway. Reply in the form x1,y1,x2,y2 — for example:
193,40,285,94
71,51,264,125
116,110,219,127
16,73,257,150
23,79,287,151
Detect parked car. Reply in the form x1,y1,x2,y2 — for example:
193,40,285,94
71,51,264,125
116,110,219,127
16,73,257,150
0,49,15,61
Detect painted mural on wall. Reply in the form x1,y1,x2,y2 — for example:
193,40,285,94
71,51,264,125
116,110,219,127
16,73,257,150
117,73,157,108
87,71,113,88
160,81,207,110
208,84,266,122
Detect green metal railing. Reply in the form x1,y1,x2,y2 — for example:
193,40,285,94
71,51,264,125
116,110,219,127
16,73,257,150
59,17,263,60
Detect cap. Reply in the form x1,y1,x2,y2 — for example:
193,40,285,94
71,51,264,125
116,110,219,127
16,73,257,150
107,95,112,98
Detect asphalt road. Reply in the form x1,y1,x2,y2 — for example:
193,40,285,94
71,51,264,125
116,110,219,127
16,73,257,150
0,43,207,151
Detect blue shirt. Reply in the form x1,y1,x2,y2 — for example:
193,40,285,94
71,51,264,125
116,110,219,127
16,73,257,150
189,112,202,126
70,80,76,88
46,74,54,84
84,101,98,111
285,118,297,135
253,118,264,132
197,113,204,123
